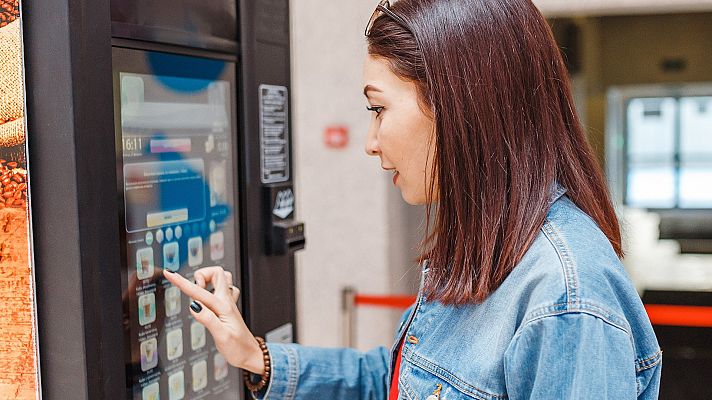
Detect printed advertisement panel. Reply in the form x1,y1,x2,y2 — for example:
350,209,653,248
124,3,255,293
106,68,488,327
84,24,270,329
0,0,39,398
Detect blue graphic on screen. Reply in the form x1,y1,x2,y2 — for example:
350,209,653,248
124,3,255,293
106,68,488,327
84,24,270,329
146,51,226,93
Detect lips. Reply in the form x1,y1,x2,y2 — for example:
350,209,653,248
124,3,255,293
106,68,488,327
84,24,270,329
381,166,399,186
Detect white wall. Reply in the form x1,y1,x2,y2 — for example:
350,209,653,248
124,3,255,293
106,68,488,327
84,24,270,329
290,0,423,351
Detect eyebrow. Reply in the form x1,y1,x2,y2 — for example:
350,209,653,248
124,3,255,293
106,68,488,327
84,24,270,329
363,84,382,97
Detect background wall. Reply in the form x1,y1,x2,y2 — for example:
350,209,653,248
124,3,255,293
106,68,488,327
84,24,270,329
290,0,422,351
553,13,712,163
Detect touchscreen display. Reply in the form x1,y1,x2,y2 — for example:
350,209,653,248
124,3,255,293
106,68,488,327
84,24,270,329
114,49,239,400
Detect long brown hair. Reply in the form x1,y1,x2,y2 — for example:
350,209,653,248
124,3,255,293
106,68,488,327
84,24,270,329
367,0,622,305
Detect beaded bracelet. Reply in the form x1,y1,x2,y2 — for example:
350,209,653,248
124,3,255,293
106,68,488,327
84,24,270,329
242,336,271,393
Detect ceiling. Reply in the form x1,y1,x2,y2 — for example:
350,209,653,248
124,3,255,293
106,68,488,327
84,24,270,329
534,0,712,17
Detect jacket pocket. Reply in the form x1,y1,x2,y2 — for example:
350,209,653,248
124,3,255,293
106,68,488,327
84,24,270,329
398,361,504,400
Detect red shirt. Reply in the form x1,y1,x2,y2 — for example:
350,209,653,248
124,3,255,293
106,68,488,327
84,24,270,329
388,338,405,400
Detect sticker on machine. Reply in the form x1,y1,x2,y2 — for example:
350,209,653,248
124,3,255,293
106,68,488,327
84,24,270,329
273,188,294,219
259,84,290,183
265,323,294,344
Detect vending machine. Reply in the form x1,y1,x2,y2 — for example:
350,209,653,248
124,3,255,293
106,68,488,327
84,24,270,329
24,0,303,399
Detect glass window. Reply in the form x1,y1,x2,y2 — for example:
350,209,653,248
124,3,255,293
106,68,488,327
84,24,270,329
680,97,712,208
626,97,677,208
625,96,712,209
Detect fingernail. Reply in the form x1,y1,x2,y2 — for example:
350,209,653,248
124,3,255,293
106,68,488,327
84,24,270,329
190,301,202,313
166,269,176,273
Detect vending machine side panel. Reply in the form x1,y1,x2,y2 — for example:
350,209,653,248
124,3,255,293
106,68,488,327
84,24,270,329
237,0,300,340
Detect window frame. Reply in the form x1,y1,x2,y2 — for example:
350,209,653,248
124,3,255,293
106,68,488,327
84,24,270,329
607,83,712,212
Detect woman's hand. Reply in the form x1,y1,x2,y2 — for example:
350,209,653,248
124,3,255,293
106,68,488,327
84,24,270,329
163,267,265,375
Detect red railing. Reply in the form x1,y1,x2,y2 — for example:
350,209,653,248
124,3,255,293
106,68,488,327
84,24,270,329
341,287,416,347
645,304,712,328
353,294,417,309
343,287,712,347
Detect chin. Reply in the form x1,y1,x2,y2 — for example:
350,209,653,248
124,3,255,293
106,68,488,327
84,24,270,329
401,191,426,206
399,184,437,205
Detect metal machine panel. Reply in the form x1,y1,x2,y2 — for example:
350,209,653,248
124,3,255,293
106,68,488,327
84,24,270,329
111,0,237,53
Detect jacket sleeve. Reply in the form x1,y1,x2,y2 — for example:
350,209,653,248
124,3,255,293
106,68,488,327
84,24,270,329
503,312,640,399
253,343,390,400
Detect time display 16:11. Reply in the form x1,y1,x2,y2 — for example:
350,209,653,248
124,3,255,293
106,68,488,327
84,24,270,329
122,137,145,153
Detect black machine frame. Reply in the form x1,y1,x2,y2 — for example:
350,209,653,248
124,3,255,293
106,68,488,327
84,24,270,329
23,0,299,398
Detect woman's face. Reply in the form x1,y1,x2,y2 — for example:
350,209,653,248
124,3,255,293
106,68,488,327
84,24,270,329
362,55,437,205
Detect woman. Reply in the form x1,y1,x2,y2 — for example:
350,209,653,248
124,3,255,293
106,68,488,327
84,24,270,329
165,0,662,398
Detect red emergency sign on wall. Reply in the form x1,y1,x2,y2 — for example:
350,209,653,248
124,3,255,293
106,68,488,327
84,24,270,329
324,125,349,149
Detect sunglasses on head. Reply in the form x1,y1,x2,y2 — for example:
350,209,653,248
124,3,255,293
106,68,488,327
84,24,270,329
365,0,413,37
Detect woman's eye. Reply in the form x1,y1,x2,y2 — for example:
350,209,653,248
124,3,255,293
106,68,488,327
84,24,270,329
366,105,384,115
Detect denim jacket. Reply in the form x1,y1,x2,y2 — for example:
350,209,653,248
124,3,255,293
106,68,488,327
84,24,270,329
257,189,662,399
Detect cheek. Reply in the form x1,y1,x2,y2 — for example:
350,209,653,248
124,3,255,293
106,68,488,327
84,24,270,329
378,104,435,182
379,133,403,161
376,123,406,163
404,133,436,200
384,124,430,169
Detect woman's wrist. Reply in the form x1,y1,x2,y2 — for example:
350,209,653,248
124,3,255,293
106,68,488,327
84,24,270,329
243,336,267,375
243,336,271,393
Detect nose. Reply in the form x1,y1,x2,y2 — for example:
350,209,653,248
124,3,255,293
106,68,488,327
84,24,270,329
364,120,379,156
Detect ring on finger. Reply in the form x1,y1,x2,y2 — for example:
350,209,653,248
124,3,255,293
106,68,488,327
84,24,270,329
208,286,237,294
